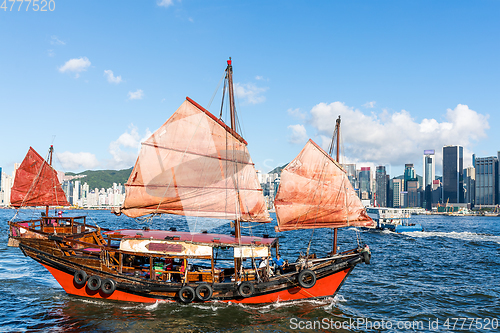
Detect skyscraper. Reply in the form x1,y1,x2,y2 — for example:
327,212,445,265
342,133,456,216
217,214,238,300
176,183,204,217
359,167,371,199
442,145,464,203
422,150,435,210
404,164,416,191
475,156,498,205
464,166,475,206
375,166,387,207
392,178,404,208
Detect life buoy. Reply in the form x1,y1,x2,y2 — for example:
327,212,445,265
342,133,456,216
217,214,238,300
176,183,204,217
101,278,117,295
238,282,254,298
73,270,88,286
87,275,102,291
178,286,196,303
195,284,213,301
297,269,316,288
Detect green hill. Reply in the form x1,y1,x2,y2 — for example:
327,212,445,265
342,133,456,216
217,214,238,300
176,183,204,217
268,163,288,175
66,168,133,190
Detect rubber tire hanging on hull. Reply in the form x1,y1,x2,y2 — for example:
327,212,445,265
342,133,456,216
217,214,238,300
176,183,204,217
362,252,371,264
238,282,254,298
101,278,117,295
73,270,88,286
87,275,102,291
195,284,213,301
297,269,316,288
178,286,196,303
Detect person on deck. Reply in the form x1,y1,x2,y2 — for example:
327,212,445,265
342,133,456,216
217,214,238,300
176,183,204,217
273,254,284,274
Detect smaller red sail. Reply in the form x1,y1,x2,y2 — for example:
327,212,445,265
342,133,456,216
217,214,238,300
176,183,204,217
274,139,374,232
10,147,70,208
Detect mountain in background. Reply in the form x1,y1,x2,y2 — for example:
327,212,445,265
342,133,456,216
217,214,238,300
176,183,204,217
65,168,133,190
268,164,288,175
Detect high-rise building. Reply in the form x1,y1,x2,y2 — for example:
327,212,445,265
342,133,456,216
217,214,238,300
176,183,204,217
423,150,435,210
359,167,371,199
392,178,404,208
442,145,464,203
475,156,498,205
464,166,475,207
386,175,393,208
407,179,419,207
342,164,357,189
375,166,387,207
404,164,415,190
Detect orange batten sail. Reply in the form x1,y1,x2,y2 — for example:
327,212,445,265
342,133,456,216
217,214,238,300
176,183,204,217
274,139,374,231
10,147,70,208
116,97,270,223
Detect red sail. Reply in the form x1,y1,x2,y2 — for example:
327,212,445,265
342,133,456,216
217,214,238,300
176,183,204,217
274,139,374,231
116,97,271,223
10,147,70,208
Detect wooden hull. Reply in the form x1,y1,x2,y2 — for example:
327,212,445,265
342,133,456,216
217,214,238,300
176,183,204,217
19,239,365,304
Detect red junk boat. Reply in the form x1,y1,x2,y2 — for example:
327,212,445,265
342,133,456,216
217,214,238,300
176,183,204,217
13,59,374,303
8,146,102,247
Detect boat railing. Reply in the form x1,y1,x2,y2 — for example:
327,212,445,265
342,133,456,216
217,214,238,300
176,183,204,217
10,216,107,235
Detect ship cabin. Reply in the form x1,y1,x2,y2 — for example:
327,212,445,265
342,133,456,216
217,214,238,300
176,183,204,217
102,229,279,284
8,216,102,247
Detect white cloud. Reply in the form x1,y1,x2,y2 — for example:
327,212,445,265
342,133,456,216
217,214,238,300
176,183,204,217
287,108,306,120
157,0,175,7
47,49,55,57
104,70,123,84
108,125,151,169
128,89,144,100
234,83,267,104
57,152,99,170
308,102,489,172
288,124,308,144
363,101,376,108
58,57,91,78
50,36,65,45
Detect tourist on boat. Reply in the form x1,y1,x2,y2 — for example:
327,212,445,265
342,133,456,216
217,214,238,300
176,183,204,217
273,254,284,274
258,257,268,269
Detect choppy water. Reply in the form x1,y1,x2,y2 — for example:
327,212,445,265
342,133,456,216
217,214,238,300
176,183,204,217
1,209,499,332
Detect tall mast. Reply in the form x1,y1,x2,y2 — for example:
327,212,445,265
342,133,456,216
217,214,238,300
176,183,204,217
226,57,237,131
46,145,54,217
333,116,341,254
226,58,243,277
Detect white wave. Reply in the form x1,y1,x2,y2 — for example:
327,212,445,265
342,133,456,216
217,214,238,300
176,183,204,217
402,231,500,244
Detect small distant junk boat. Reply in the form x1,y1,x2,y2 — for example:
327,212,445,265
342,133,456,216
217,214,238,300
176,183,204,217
8,146,102,247
15,59,374,304
365,207,423,232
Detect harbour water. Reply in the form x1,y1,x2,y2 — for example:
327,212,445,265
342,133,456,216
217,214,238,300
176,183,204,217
1,210,499,332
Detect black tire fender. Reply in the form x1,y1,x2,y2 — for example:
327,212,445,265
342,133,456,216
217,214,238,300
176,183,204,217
74,270,88,286
178,286,196,303
101,278,117,295
87,275,102,291
238,282,254,298
297,269,316,288
195,284,213,301
362,251,371,265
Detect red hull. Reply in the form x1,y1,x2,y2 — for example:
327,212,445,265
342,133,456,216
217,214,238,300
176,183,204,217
41,263,352,304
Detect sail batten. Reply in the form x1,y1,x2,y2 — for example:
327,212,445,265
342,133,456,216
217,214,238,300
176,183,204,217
10,147,70,208
274,139,374,231
116,97,270,223
141,142,255,165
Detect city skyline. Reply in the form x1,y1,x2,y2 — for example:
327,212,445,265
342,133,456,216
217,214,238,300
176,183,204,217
1,1,499,178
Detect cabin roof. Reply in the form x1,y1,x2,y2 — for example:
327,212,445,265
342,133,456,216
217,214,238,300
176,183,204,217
104,229,276,246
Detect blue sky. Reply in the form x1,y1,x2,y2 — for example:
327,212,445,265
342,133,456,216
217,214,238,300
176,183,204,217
1,0,498,178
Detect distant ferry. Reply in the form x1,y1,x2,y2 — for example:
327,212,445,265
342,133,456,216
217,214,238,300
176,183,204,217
366,207,423,233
